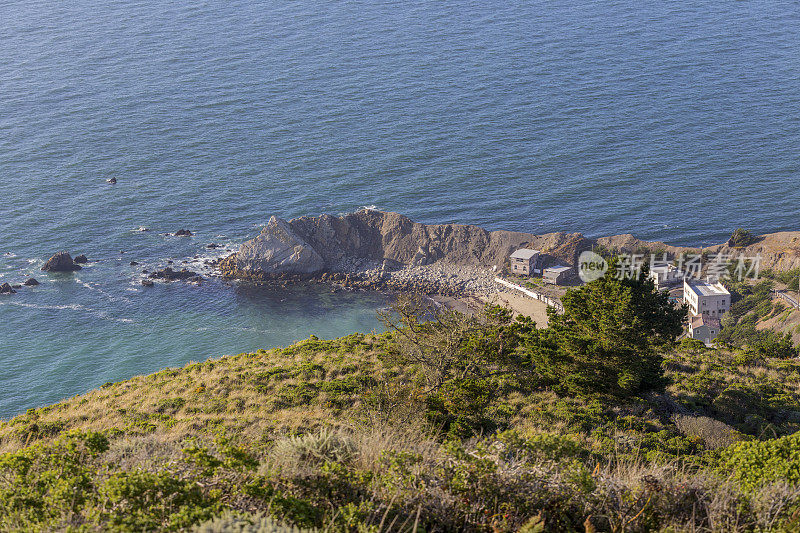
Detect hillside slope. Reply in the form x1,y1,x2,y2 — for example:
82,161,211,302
3,330,800,532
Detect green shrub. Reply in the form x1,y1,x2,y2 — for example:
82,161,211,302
718,432,800,491
193,512,314,532
91,470,220,531
729,228,758,248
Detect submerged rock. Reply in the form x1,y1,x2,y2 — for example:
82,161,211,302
174,229,193,237
0,283,15,294
74,254,88,264
23,278,39,286
148,267,201,282
41,252,81,272
141,279,154,287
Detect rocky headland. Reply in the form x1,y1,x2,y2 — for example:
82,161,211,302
215,209,800,297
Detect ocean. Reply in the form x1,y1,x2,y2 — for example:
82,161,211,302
2,0,800,418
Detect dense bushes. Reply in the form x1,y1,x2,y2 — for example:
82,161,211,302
719,432,800,492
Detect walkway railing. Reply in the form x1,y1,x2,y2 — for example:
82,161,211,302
495,277,564,313
774,289,800,310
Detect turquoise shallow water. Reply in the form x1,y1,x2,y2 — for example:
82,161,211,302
2,0,800,418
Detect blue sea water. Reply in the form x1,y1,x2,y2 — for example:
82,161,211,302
2,0,800,418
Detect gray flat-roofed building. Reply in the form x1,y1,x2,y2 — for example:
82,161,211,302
543,265,573,285
510,248,541,276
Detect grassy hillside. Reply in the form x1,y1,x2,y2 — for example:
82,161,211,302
4,274,800,532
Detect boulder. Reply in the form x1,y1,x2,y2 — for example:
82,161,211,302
41,252,81,272
174,229,193,237
23,278,39,286
226,216,325,277
207,243,220,249
74,254,88,264
0,283,15,294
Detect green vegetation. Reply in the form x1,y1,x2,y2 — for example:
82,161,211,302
729,228,759,248
2,267,800,531
531,261,684,397
717,279,797,358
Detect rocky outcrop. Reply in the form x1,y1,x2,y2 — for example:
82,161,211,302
227,216,325,278
74,254,88,264
219,210,591,280
23,278,39,286
218,209,800,287
174,229,193,237
41,252,82,272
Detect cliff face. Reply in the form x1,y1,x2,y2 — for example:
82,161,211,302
220,210,591,278
219,210,800,279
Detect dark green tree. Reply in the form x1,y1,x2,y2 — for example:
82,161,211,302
729,228,757,248
530,260,685,397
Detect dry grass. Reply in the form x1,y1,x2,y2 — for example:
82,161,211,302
0,335,410,453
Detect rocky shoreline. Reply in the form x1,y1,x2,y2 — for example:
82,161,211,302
210,210,800,302
215,253,498,298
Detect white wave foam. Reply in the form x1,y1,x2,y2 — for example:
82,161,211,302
5,301,134,323
75,279,132,303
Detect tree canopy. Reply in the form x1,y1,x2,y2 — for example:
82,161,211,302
529,260,686,397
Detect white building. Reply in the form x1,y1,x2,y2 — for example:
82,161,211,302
648,263,684,291
509,249,541,276
683,278,730,318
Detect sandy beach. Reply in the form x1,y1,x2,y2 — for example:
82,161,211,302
479,289,552,327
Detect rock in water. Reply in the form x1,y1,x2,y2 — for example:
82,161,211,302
74,254,88,264
41,251,82,272
148,267,201,282
0,283,15,294
23,278,39,286
174,229,193,237
225,216,325,277
106,177,117,184
141,279,154,287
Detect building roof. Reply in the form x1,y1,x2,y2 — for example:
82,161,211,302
690,314,721,329
650,263,681,274
510,249,541,260
684,279,730,297
544,265,572,274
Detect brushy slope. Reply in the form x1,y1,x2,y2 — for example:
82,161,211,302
4,267,800,533
2,334,800,532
